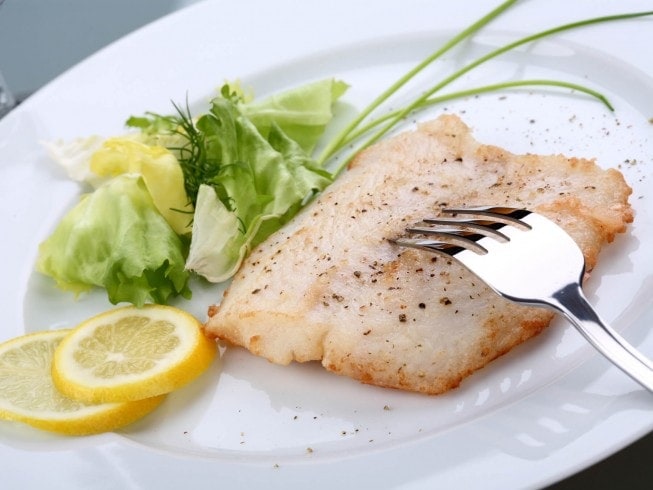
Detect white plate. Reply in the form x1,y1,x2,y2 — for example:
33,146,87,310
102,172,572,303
1,0,652,487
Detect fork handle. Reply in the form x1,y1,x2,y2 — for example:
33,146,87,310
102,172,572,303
551,283,653,392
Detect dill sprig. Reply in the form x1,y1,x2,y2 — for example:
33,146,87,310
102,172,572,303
168,100,220,207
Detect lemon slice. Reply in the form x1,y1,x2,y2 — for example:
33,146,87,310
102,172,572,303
52,305,217,403
0,330,165,435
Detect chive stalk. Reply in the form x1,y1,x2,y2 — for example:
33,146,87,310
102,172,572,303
315,0,521,166
320,8,653,174
337,79,614,150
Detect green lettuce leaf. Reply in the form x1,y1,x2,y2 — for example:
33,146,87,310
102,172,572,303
184,99,333,282
238,78,349,154
44,136,193,235
122,77,345,283
36,175,191,306
183,184,251,282
89,138,193,235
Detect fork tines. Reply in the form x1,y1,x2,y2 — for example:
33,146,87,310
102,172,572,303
394,206,653,392
394,206,532,256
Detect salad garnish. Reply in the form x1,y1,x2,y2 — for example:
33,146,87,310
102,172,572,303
37,0,653,306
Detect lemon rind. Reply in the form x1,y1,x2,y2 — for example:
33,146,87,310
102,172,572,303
52,305,217,403
0,329,166,436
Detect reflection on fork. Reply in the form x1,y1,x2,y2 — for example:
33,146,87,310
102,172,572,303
393,206,653,393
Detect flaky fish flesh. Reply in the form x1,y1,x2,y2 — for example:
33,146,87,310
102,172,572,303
205,114,633,394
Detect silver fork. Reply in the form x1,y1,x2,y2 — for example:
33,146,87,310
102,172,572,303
393,206,653,392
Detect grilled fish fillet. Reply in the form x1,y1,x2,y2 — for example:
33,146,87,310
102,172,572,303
205,114,633,394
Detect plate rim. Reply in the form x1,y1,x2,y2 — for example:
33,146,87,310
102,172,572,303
1,1,652,488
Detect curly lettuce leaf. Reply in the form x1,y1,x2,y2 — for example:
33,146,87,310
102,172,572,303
184,100,332,282
237,78,349,154
43,135,193,235
36,175,191,306
90,138,193,235
114,77,345,283
183,185,249,281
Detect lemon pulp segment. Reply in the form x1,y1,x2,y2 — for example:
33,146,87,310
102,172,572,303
0,330,164,436
52,305,217,403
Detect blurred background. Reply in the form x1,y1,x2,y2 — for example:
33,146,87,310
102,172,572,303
0,0,651,488
0,0,200,104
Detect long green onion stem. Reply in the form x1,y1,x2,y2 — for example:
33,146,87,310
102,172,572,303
315,0,520,166
320,8,653,174
336,79,613,153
